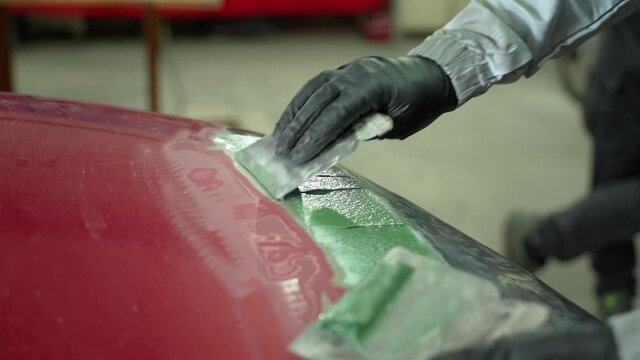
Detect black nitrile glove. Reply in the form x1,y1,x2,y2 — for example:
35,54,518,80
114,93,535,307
432,323,620,360
273,56,457,165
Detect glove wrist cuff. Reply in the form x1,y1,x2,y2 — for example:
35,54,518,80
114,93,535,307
409,29,530,107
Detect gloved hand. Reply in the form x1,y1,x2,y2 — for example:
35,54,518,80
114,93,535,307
273,56,457,165
432,323,620,360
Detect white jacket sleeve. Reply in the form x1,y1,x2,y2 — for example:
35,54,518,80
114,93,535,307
409,0,640,105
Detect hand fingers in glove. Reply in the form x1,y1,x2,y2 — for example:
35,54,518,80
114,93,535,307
289,92,371,165
273,70,333,140
275,80,339,157
274,55,457,162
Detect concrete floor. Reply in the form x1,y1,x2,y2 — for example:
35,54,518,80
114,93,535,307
14,30,627,315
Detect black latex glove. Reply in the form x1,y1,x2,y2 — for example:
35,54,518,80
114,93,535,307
432,323,620,360
273,56,457,165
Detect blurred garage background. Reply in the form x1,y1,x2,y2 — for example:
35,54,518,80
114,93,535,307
2,0,629,315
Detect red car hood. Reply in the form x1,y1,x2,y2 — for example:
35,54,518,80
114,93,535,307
0,94,595,360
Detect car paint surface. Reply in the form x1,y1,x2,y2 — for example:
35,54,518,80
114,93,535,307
0,94,345,359
0,94,596,360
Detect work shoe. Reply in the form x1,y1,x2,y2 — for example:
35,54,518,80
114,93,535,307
599,291,634,319
503,211,545,273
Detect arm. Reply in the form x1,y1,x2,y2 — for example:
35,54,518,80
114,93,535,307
410,0,640,105
273,0,640,164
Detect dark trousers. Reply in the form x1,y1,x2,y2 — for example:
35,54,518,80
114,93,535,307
529,64,640,296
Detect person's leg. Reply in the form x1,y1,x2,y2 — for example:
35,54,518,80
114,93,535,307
525,177,640,317
584,67,640,308
509,65,640,261
526,179,640,262
505,178,640,268
523,61,640,316
592,242,636,315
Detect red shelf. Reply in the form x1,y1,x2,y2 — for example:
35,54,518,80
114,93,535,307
9,0,387,18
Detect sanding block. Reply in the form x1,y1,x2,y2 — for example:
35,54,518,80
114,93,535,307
235,113,394,200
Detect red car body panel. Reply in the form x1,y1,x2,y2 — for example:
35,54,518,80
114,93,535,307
0,94,597,360
0,94,342,359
